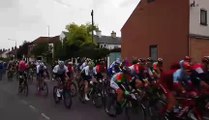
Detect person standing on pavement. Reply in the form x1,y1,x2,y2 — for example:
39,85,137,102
0,60,3,80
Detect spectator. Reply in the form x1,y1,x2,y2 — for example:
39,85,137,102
0,60,4,80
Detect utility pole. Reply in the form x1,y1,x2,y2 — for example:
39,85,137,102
91,9,94,43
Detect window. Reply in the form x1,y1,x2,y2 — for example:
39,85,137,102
147,0,155,3
149,45,158,61
200,9,207,26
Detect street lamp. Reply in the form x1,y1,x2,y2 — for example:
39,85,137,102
8,38,17,48
8,38,17,59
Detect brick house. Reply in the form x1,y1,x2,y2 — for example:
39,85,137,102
28,36,61,57
121,0,209,69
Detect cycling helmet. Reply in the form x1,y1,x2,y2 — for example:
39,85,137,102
115,58,121,64
146,57,153,63
58,61,65,68
201,56,209,64
184,56,191,62
138,58,145,63
158,58,163,62
88,61,94,69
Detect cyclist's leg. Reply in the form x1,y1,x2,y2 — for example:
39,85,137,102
84,75,91,101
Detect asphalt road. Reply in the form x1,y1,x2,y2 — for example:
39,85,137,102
0,74,129,120
1,73,209,120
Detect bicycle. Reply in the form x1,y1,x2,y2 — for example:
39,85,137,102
53,77,73,109
27,68,35,84
105,84,146,120
18,72,28,96
36,73,49,97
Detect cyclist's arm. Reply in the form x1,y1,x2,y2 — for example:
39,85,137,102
173,72,185,93
110,74,120,90
52,65,58,74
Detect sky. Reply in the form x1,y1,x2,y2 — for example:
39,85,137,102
0,0,140,49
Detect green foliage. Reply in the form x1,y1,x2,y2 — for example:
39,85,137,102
54,41,63,59
65,22,98,47
17,41,30,59
78,45,110,59
31,43,49,57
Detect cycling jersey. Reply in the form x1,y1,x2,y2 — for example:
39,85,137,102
110,72,131,90
36,63,47,74
81,66,93,76
18,60,28,72
53,65,68,75
108,61,121,76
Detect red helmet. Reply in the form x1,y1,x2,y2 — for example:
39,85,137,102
184,56,191,62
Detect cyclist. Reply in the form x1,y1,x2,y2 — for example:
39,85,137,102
158,63,180,118
53,61,69,82
81,61,95,101
192,56,209,109
110,66,132,114
144,57,155,83
36,61,48,90
93,60,106,81
129,59,145,88
108,58,121,77
17,59,28,90
153,58,164,80
67,61,75,80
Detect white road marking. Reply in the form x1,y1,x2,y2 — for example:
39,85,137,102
29,105,37,111
41,113,50,120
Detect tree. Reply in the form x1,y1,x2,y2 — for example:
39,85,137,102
65,22,98,47
31,43,49,57
16,41,30,59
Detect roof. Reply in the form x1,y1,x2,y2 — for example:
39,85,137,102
32,36,60,44
94,35,121,45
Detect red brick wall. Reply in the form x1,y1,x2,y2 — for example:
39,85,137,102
121,0,190,69
190,38,209,63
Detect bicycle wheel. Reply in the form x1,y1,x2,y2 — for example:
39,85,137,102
146,99,167,120
53,86,60,104
42,82,49,97
78,84,85,103
92,88,103,108
27,74,33,84
125,101,146,120
23,81,29,96
104,93,117,117
63,90,72,109
69,82,77,97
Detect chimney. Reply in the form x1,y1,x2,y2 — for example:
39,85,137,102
111,31,116,38
96,30,102,37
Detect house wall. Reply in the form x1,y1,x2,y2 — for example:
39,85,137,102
189,0,209,36
190,38,209,63
121,0,190,69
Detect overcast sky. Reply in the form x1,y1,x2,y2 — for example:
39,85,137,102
0,0,140,49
